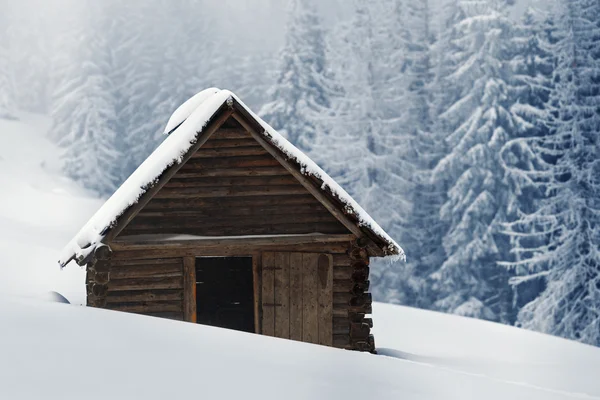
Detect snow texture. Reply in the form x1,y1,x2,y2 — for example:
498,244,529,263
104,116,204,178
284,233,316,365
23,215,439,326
59,89,404,267
1,297,599,400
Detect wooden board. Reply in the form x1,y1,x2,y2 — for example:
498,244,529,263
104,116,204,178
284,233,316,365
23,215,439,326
258,252,337,346
261,252,275,336
274,252,290,339
302,253,319,344
183,257,196,323
252,253,261,334
289,253,303,341
317,254,333,346
117,124,350,239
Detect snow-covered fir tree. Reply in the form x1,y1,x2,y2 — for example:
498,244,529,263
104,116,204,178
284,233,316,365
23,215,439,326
499,8,556,308
430,0,519,322
379,0,447,308
48,1,122,195
116,0,172,177
501,0,600,345
260,0,337,151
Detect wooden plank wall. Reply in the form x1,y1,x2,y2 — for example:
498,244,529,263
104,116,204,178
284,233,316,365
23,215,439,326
91,257,185,321
262,252,332,346
118,121,349,238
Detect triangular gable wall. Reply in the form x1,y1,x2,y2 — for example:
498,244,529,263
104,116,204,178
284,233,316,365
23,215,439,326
117,116,350,239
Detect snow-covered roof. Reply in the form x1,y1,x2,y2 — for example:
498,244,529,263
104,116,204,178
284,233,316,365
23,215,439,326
59,89,404,267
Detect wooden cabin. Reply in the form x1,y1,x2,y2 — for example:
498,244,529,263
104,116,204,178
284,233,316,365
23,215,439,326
59,88,404,352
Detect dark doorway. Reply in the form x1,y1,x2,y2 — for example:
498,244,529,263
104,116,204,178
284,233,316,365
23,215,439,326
195,257,255,333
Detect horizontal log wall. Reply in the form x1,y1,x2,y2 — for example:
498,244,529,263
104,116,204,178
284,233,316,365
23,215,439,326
118,123,348,238
87,256,184,321
330,241,375,352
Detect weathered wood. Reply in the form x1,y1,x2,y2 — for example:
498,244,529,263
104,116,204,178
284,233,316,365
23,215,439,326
100,106,235,248
112,235,355,251
121,222,347,237
110,263,182,279
333,334,350,348
349,247,369,261
108,301,182,313
333,292,352,305
350,322,371,338
261,252,275,336
333,254,352,267
302,253,319,344
110,258,183,267
108,276,182,291
180,155,280,170
183,257,196,323
332,308,348,318
166,175,299,187
173,166,289,178
289,252,303,341
201,138,259,149
110,243,350,260
349,293,372,307
211,128,251,140
348,303,373,314
333,279,370,295
145,194,319,210
317,254,333,346
138,205,329,219
333,318,350,335
92,283,108,297
352,268,370,282
253,253,261,334
93,272,110,284
127,212,336,229
368,334,376,353
94,245,113,261
191,146,269,158
274,252,290,339
153,185,308,199
106,289,183,303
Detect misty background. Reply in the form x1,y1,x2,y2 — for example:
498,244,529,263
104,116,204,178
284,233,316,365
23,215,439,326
1,0,599,347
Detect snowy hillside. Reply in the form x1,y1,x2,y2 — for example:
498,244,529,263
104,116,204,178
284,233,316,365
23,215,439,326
1,298,599,400
0,114,102,303
1,114,599,399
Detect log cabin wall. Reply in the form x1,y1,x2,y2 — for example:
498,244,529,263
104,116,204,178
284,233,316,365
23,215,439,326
86,239,375,352
118,117,349,238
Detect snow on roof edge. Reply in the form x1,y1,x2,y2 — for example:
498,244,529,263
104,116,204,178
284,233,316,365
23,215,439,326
59,89,404,268
58,90,233,267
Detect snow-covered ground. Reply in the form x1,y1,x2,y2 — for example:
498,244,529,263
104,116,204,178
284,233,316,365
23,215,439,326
1,115,599,400
0,113,102,303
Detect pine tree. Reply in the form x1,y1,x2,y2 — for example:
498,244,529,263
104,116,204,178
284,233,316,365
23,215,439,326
430,0,518,322
499,8,556,309
116,0,171,177
48,1,122,196
260,0,337,152
389,0,447,308
501,0,600,345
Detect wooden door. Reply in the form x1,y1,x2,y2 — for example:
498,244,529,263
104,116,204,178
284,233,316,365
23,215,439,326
261,252,333,346
195,257,255,333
